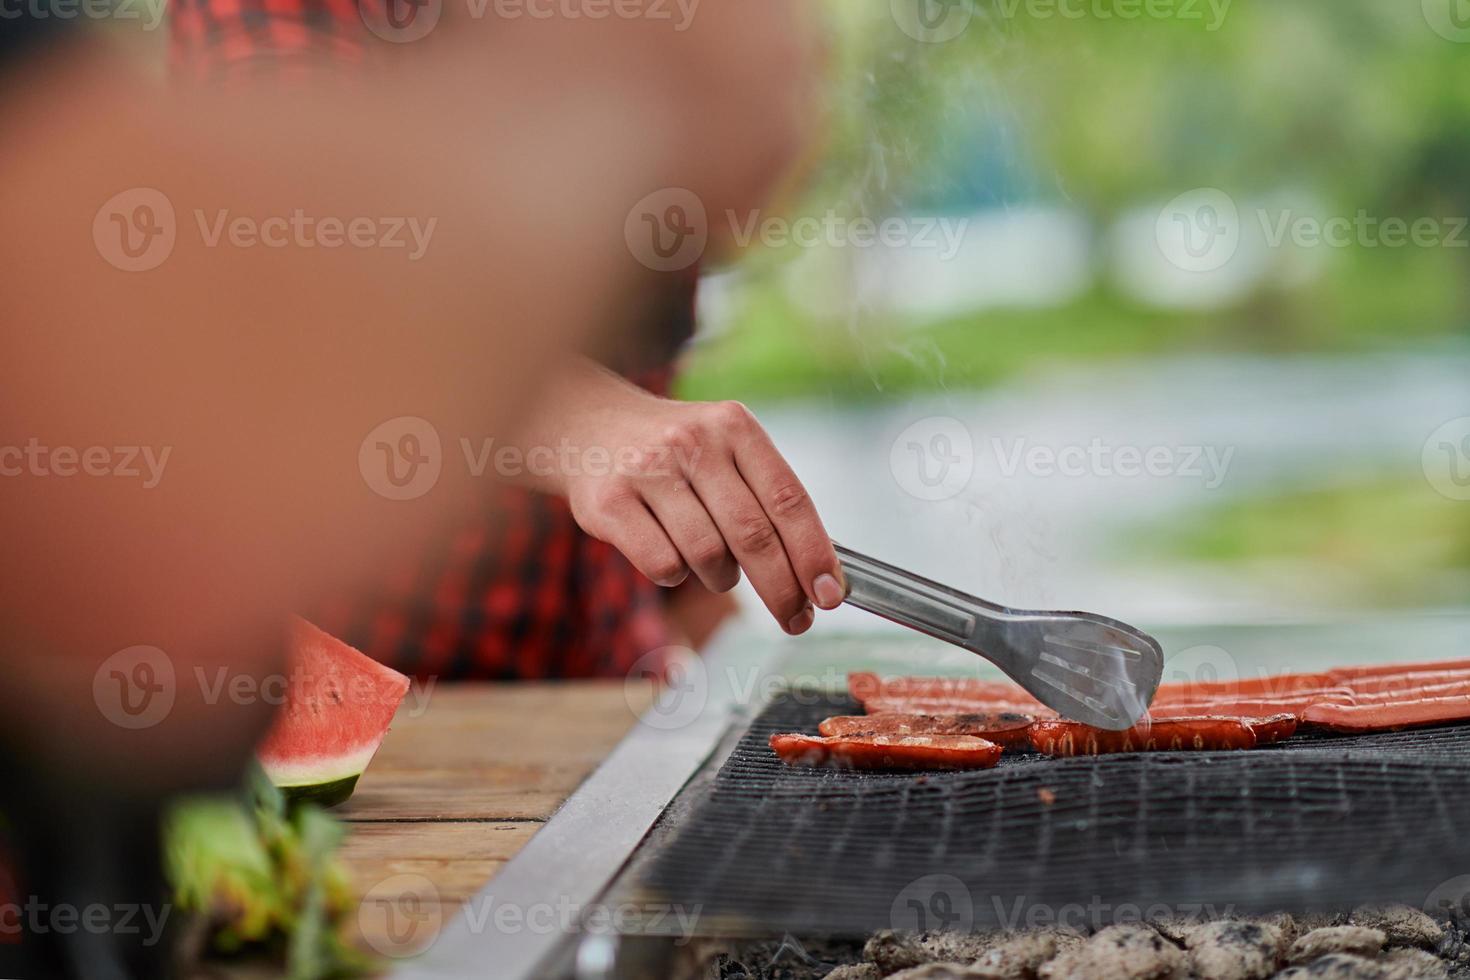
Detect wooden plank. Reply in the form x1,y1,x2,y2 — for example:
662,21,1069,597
338,681,650,823
340,822,540,904
338,679,651,959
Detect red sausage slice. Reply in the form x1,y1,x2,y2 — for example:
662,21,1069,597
863,695,1058,717
1302,698,1470,733
769,732,1004,771
817,712,1039,749
1028,717,1261,756
1246,713,1300,744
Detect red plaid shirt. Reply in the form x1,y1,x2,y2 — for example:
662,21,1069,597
170,0,695,679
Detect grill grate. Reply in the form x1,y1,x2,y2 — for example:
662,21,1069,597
630,691,1470,937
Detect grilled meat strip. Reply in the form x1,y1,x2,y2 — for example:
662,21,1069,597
818,712,1039,749
769,732,1003,771
1028,715,1297,756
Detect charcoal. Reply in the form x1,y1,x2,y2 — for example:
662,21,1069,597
1349,905,1444,949
823,966,882,980
1288,927,1386,964
1038,923,1188,980
1273,953,1390,979
1378,947,1449,980
886,966,988,980
1185,919,1286,980
967,927,1085,979
862,932,998,974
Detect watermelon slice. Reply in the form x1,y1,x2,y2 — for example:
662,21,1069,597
256,617,410,807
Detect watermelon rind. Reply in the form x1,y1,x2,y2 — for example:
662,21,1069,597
256,617,410,809
277,775,361,809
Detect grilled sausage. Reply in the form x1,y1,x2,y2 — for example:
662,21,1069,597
817,712,1039,748
1302,698,1470,733
769,732,1004,771
1148,698,1325,720
847,672,1042,709
1028,717,1260,756
1246,713,1300,744
1327,659,1470,683
863,696,1058,717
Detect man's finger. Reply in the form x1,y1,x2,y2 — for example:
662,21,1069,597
731,421,844,610
643,479,741,593
582,489,689,588
687,452,811,633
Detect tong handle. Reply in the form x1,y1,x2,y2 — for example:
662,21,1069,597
833,543,978,647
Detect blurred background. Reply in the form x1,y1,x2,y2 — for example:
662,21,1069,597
677,0,1469,634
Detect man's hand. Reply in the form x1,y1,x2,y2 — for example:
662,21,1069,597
514,362,847,635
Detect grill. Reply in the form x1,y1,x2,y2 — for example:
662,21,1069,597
628,690,1470,937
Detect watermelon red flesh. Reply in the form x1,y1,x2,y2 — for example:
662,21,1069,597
256,617,410,806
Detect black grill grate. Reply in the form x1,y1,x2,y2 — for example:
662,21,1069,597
630,691,1470,936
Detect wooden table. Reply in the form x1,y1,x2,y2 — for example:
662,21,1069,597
337,682,649,952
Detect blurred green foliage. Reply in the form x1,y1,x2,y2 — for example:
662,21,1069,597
678,0,1470,403
1124,478,1470,608
167,770,372,978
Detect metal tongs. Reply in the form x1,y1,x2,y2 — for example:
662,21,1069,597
835,543,1163,729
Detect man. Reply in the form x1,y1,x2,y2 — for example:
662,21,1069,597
172,0,847,682
1,4,831,974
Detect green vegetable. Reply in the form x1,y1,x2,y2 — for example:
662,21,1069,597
165,768,374,978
